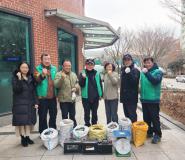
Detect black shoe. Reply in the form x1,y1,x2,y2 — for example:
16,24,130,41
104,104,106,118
26,136,34,144
152,134,161,144
21,136,28,147
85,123,91,127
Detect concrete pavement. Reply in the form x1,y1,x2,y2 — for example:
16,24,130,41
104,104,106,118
0,100,185,160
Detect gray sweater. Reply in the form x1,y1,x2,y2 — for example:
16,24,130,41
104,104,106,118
103,71,119,100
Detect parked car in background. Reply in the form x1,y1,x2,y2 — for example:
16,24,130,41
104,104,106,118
176,75,185,83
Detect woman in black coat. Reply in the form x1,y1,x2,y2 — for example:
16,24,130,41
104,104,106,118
12,62,38,147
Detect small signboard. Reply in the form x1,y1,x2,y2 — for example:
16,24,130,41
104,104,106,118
3,56,22,62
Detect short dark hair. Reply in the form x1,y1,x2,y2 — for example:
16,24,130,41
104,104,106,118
104,62,115,71
41,53,50,60
143,57,154,63
62,59,71,66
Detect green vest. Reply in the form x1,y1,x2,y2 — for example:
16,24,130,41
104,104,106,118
81,70,102,99
140,69,162,102
36,64,57,97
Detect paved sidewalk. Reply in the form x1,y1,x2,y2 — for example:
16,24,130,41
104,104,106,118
0,100,185,160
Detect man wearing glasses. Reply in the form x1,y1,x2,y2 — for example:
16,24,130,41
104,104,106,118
79,58,103,127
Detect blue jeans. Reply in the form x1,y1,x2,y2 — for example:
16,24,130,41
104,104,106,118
104,99,118,124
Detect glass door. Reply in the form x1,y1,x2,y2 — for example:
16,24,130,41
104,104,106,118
58,29,77,73
0,11,31,114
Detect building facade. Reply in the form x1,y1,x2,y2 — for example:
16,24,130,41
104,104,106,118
0,0,118,114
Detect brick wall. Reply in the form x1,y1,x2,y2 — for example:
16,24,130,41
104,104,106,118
161,89,185,125
0,0,85,71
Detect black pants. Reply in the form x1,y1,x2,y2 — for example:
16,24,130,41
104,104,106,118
38,98,57,134
105,99,118,124
60,102,77,127
142,103,162,137
82,99,99,126
123,103,137,123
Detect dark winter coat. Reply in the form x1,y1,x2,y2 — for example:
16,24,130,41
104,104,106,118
12,72,38,126
120,64,140,104
79,69,103,102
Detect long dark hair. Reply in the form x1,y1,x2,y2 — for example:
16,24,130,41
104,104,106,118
14,61,31,76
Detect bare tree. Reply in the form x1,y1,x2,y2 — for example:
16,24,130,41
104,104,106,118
160,0,183,24
160,0,185,55
103,26,177,70
99,53,113,65
161,0,182,13
104,27,135,73
133,27,177,66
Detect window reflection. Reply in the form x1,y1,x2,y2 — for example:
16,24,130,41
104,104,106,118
58,29,77,72
0,11,31,114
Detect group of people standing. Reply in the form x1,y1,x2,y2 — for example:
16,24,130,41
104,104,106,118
103,53,163,145
12,53,163,147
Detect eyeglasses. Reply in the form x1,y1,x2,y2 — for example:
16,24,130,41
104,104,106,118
86,63,94,66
